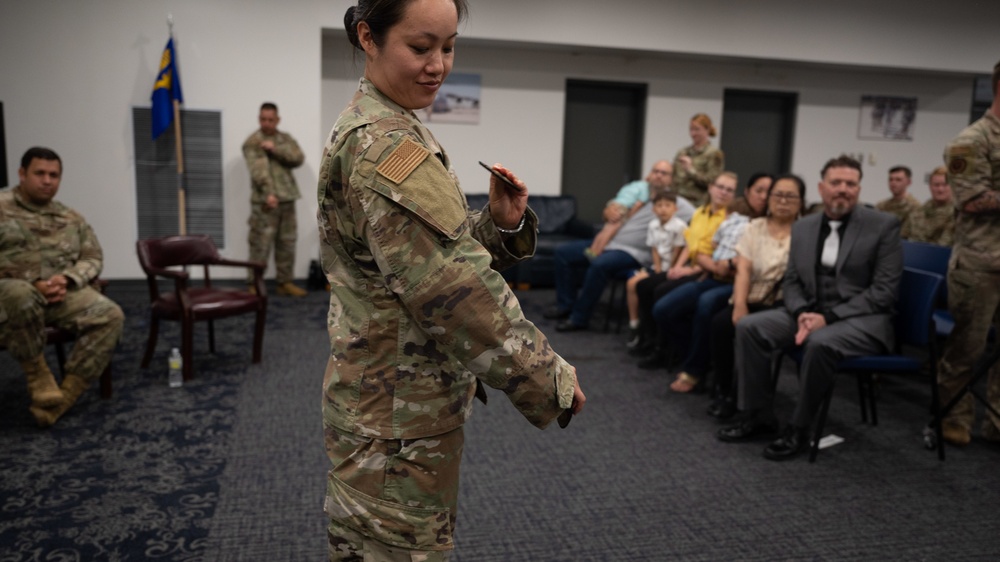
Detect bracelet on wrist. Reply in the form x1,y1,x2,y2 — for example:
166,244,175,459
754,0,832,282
496,214,526,235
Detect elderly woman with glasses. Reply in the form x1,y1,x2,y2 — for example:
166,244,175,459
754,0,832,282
705,174,806,417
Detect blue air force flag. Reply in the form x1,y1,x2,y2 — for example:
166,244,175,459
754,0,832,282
151,38,184,139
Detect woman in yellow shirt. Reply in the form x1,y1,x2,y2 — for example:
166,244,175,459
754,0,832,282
634,172,736,367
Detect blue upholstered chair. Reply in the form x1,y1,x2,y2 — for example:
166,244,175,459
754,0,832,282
901,240,952,337
776,267,945,462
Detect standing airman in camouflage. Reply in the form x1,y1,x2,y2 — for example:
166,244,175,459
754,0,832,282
901,165,955,246
876,165,920,229
0,147,124,427
938,60,1000,446
243,102,307,296
673,113,725,204
323,2,585,559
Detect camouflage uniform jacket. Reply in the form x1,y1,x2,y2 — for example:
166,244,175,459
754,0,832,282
673,143,724,202
945,110,1000,271
242,129,304,204
901,199,954,246
0,187,102,287
318,79,575,440
876,193,920,228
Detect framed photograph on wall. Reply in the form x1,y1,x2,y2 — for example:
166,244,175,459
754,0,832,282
858,95,916,141
417,72,481,124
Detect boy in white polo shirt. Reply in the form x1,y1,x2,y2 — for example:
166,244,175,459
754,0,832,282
626,190,687,347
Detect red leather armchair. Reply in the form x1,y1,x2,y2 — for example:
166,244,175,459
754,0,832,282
136,235,267,381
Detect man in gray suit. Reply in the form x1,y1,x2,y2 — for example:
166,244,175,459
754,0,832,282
717,155,902,461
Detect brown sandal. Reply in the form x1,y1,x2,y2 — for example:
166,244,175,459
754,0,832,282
670,372,699,393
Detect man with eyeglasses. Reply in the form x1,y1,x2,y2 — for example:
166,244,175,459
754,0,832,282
545,162,695,332
718,155,902,461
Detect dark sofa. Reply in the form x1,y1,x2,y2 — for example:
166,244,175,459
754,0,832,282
465,193,594,288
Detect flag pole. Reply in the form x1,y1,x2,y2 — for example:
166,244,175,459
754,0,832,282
174,98,185,235
168,14,186,235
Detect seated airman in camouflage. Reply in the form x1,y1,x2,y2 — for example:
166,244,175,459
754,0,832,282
901,165,955,246
0,147,124,427
876,165,920,229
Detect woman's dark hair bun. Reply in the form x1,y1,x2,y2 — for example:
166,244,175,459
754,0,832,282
344,6,361,49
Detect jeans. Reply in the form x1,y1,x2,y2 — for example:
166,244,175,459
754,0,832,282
652,277,732,374
553,240,640,327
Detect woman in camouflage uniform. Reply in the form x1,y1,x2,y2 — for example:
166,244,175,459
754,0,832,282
319,1,585,559
672,113,725,204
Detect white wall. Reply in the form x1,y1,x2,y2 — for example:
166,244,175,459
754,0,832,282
2,0,995,279
325,37,972,206
1,0,338,279
458,0,1000,75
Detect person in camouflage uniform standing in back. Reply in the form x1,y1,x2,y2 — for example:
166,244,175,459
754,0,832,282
672,113,725,204
0,147,124,427
876,165,921,230
937,59,1000,447
243,102,307,296
322,1,585,560
901,165,955,246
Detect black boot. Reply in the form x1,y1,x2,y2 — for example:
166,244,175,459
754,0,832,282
637,347,668,370
706,395,737,420
628,336,655,357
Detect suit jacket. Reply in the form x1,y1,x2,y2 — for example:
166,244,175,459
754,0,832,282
782,204,902,350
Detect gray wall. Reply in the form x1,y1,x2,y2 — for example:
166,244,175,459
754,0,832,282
2,0,996,278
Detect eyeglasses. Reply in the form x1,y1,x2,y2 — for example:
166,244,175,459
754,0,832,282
712,184,736,193
770,193,801,202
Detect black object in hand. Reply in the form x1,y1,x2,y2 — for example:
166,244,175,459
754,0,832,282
478,161,521,191
557,409,573,428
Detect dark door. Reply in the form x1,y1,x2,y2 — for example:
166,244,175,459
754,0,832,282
562,80,647,223
0,102,6,187
720,89,797,192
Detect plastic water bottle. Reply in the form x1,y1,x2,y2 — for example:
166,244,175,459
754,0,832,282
168,348,183,388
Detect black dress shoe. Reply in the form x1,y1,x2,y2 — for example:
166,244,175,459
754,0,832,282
637,350,667,370
706,397,737,420
628,340,655,357
763,426,810,461
543,306,571,320
717,418,779,442
555,320,586,332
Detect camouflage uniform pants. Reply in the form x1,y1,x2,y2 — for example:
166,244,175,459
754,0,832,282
0,279,124,383
247,201,297,284
938,266,1000,435
324,425,463,561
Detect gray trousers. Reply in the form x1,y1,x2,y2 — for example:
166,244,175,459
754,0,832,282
735,308,886,427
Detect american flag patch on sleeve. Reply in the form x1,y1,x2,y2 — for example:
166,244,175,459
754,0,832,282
376,138,430,184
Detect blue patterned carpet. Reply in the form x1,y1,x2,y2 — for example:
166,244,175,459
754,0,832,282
3,283,1000,561
0,282,325,561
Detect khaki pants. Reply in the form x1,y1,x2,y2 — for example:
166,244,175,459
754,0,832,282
938,266,1000,434
324,425,463,561
248,200,297,284
0,279,123,383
